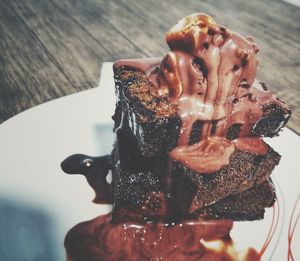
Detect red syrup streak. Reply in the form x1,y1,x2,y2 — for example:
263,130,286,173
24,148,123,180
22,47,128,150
259,197,280,258
288,194,300,261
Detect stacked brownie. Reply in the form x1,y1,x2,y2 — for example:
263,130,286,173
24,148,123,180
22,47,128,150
62,13,291,261
111,13,291,223
111,81,285,222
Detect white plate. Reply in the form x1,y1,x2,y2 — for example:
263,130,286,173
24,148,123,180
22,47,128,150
0,63,299,261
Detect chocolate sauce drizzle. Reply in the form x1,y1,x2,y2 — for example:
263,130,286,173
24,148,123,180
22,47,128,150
65,214,262,261
113,13,289,173
61,154,113,204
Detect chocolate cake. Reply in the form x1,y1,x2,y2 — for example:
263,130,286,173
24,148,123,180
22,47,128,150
197,179,276,221
112,178,276,223
113,66,291,157
110,127,280,222
62,136,277,223
170,139,280,215
61,13,291,261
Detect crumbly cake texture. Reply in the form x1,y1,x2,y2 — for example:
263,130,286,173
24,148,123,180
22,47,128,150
196,179,276,220
113,68,181,157
171,145,280,214
111,128,280,222
113,67,291,157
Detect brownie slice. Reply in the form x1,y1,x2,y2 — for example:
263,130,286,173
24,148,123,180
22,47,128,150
113,66,291,157
111,128,280,223
112,163,276,222
111,126,170,222
113,67,181,157
171,145,280,216
112,171,169,223
252,103,291,137
113,178,276,223
196,179,276,221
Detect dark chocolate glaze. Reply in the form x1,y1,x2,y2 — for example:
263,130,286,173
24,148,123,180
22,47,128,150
61,154,113,204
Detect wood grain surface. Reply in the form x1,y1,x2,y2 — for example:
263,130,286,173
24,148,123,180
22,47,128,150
0,0,299,133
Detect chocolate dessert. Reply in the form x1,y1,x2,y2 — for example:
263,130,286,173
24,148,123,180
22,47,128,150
113,18,291,157
113,69,290,157
110,127,280,222
196,179,276,221
62,13,291,261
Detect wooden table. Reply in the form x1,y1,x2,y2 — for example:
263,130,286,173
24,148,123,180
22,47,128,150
1,0,299,134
